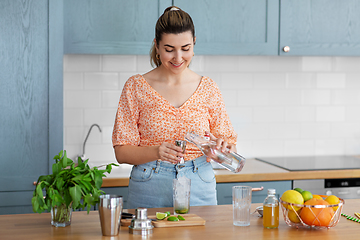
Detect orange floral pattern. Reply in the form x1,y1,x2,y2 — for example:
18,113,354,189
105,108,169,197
112,74,237,161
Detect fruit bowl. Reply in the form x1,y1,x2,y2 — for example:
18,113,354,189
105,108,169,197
280,195,344,229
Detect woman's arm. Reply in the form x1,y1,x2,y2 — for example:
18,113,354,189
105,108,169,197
114,142,184,165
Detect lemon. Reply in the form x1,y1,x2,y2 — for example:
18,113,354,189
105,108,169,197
325,195,340,211
293,188,304,193
167,216,179,221
177,215,185,221
281,190,304,211
288,210,301,223
301,190,313,202
156,212,167,220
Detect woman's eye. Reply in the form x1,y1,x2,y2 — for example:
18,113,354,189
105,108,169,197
165,49,173,52
183,48,190,51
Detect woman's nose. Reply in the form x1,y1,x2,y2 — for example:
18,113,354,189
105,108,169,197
173,51,182,61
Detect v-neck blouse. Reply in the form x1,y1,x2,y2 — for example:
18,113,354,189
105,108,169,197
112,74,237,161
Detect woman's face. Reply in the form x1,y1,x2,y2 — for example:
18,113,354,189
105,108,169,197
156,31,195,74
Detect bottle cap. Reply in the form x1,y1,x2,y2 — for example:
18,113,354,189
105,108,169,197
268,189,276,195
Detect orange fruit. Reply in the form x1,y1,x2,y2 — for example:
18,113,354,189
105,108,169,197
312,195,323,200
299,198,334,226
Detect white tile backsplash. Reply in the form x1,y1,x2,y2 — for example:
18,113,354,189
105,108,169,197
64,55,360,164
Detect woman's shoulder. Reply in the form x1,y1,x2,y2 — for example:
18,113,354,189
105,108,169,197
123,74,146,89
200,76,221,91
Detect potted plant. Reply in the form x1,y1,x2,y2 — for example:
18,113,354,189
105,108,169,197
32,150,117,227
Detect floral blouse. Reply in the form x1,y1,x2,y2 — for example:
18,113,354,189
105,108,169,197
112,74,237,161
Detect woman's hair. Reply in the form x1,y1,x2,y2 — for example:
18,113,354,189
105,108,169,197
150,6,195,67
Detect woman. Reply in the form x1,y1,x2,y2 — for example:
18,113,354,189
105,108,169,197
112,6,237,209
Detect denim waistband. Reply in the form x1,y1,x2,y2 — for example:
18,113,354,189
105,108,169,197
139,155,208,174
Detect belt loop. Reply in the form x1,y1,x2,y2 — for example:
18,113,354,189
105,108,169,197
155,160,161,173
193,159,198,173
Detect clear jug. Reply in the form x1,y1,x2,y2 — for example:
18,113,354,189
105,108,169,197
184,132,246,173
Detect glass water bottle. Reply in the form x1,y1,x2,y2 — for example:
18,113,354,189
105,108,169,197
263,189,279,229
184,132,246,173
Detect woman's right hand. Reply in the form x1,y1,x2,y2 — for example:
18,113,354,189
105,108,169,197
158,142,183,164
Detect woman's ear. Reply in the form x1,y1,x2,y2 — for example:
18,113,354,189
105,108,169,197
154,38,159,51
193,36,196,45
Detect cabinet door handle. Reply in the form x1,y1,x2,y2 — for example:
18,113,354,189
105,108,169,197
283,46,290,52
252,186,264,192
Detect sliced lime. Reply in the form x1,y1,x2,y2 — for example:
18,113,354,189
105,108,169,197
156,212,167,220
167,216,179,221
165,211,171,217
177,215,185,221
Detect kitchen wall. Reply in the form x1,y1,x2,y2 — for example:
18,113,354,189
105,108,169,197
64,55,360,167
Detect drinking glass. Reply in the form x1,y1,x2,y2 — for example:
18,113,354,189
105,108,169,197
232,186,252,226
173,177,191,214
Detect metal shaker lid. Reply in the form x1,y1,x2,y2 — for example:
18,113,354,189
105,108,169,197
129,208,153,235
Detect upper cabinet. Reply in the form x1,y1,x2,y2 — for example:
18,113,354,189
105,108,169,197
174,0,279,55
64,0,171,54
64,0,360,56
280,0,360,56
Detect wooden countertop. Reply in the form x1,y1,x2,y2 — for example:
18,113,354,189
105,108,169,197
102,158,360,187
1,199,359,239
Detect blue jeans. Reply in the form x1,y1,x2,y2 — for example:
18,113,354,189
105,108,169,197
126,155,217,209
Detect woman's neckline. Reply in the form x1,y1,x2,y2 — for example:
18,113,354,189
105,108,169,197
138,74,205,109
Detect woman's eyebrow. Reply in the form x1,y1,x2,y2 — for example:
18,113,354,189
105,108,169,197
164,43,191,48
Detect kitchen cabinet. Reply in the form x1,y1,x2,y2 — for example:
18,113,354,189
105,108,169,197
64,0,360,56
216,181,291,204
64,0,172,54
0,0,63,214
174,0,279,55
280,0,360,56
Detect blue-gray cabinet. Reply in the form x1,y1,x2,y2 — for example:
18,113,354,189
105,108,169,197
64,0,172,54
64,0,360,56
175,0,279,55
216,181,292,205
280,0,360,56
0,0,63,215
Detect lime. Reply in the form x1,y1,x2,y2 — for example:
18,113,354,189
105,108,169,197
177,215,185,221
167,216,179,221
175,208,189,214
156,212,167,220
301,190,313,202
165,211,171,217
293,188,304,193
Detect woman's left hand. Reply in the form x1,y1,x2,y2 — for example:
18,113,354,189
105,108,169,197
204,131,237,162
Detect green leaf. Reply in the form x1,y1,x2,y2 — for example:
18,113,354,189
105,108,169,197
35,183,44,200
62,150,68,168
55,178,64,191
69,184,82,209
32,196,40,213
52,162,61,175
93,172,103,189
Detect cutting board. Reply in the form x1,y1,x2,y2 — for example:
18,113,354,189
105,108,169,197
121,214,206,228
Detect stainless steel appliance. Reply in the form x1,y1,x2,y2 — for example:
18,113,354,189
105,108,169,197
256,155,360,199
